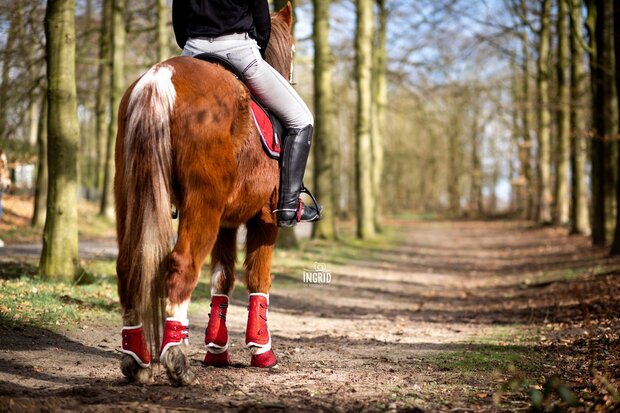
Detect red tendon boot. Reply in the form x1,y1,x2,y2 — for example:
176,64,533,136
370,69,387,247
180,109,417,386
160,318,189,359
246,293,277,368
203,294,231,367
120,324,151,368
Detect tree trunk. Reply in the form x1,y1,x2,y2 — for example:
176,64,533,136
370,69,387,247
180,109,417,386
536,0,552,223
0,3,21,141
100,0,125,219
448,101,462,216
520,0,535,220
591,0,616,246
311,0,338,240
554,0,571,225
354,0,375,239
94,0,112,193
471,107,483,216
27,41,41,147
32,97,48,227
510,60,523,214
569,0,591,235
604,1,619,245
610,0,620,253
157,0,169,61
40,0,80,281
371,0,387,232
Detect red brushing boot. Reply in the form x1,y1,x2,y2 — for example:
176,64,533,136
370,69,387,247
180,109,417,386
120,324,151,368
203,294,231,367
246,293,277,368
160,318,189,359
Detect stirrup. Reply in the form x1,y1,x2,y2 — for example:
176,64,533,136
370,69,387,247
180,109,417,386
300,185,322,222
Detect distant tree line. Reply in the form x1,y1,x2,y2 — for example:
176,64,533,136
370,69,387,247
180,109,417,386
508,0,620,253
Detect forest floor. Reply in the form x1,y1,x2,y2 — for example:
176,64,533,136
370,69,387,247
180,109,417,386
0,198,619,411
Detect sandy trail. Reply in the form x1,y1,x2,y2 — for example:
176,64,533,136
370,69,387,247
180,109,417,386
0,219,617,412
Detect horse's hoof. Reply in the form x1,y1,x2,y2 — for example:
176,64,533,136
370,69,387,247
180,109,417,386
161,346,198,386
250,349,277,368
120,354,154,384
203,350,231,367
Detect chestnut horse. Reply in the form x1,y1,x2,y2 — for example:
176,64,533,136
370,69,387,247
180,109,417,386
114,5,294,385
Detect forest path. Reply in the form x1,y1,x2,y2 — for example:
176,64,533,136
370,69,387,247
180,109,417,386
1,219,618,412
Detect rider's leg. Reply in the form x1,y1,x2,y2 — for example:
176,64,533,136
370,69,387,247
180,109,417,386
229,46,321,226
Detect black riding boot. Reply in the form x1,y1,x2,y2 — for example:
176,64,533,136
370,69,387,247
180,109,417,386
275,125,322,227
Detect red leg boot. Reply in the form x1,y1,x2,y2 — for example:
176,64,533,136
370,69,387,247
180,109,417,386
160,318,189,359
120,324,151,368
246,293,277,368
203,294,231,367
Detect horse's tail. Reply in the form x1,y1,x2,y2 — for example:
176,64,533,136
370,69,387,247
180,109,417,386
119,63,176,355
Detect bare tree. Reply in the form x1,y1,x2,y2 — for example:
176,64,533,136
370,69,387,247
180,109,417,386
536,0,552,223
554,0,570,225
569,0,590,235
311,0,338,240
591,0,617,246
40,0,80,281
355,0,376,239
100,0,126,219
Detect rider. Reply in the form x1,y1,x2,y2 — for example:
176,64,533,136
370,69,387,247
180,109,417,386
172,0,321,227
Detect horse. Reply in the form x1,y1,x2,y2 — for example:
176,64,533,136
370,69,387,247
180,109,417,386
114,4,295,385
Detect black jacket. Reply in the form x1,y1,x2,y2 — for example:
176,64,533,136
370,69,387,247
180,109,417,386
172,0,271,53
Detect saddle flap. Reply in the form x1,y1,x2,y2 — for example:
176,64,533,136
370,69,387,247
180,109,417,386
250,99,282,159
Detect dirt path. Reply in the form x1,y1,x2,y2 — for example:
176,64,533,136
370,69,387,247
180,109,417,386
1,219,619,412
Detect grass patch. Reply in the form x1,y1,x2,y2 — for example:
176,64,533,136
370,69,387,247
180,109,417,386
473,324,539,345
0,277,120,328
78,211,116,239
80,258,117,279
430,344,531,373
271,221,404,276
0,225,41,244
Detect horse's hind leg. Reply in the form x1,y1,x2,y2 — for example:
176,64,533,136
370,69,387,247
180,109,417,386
160,195,222,386
203,227,237,367
244,208,278,368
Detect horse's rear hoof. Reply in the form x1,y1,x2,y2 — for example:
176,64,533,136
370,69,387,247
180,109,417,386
203,350,231,367
161,346,198,386
120,354,154,384
250,349,277,368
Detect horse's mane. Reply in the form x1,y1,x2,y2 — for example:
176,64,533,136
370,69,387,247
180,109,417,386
265,14,293,79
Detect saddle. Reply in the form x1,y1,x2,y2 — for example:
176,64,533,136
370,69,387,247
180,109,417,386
194,53,283,159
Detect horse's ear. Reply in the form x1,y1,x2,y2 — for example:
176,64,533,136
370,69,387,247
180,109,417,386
277,1,294,28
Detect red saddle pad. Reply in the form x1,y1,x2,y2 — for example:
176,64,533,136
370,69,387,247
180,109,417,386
250,99,281,159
